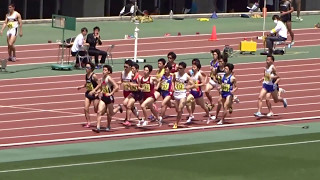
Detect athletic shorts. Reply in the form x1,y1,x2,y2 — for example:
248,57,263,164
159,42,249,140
7,28,17,37
209,78,217,87
85,91,99,101
263,83,275,93
143,93,156,101
123,91,131,98
190,90,203,99
130,92,143,102
281,14,291,23
101,95,114,105
160,90,172,99
173,92,187,100
221,92,233,99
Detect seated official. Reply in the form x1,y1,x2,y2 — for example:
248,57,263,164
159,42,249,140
86,26,107,67
265,15,287,55
71,27,89,67
119,0,135,16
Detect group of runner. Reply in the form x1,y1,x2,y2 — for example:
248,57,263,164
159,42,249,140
78,50,288,132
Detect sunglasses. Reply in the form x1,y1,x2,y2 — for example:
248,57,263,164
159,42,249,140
86,67,91,69
178,67,184,70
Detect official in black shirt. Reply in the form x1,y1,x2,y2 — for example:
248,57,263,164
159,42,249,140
86,26,107,67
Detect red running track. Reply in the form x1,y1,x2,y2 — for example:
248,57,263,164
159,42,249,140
0,28,320,149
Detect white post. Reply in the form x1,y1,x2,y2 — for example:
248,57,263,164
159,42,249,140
133,21,139,62
262,0,267,37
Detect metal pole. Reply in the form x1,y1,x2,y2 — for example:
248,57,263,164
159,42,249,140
40,0,43,19
61,28,65,64
107,0,110,16
139,0,142,12
23,0,27,19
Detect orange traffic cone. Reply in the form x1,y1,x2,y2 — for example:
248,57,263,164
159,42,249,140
208,26,217,41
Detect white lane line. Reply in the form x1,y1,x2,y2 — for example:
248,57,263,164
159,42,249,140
0,115,319,147
1,69,320,94
1,80,319,101
2,32,319,55
1,57,319,82
0,138,319,173
1,100,320,132
7,38,320,65
2,61,320,89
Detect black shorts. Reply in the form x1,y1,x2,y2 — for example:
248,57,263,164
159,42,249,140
130,91,143,102
101,95,114,105
85,91,99,101
281,14,291,23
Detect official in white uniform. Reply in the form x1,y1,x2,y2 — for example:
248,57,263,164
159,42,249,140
265,15,287,55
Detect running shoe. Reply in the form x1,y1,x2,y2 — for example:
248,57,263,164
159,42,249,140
83,123,91,128
158,116,163,126
186,115,194,124
234,96,240,103
288,41,295,48
173,123,178,129
142,120,148,126
119,104,123,113
105,127,111,131
267,112,274,117
132,106,139,117
279,88,286,94
296,17,303,21
229,107,233,114
148,115,156,121
217,120,223,125
92,128,100,133
207,116,216,124
136,119,144,127
123,120,131,126
11,57,16,62
254,112,263,117
283,98,288,108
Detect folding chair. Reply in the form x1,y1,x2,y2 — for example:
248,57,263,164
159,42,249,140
75,45,91,68
106,45,115,66
273,40,287,55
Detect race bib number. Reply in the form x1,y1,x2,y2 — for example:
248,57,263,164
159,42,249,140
217,75,222,84
7,22,13,29
86,83,94,91
264,73,271,81
175,82,185,91
161,82,169,91
210,71,215,79
131,86,138,92
102,87,109,94
142,84,151,92
123,82,131,91
221,83,230,92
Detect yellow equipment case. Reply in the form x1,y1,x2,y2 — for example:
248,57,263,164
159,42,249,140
240,39,257,54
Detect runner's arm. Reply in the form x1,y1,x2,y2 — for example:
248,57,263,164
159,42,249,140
231,77,238,93
17,13,23,37
0,17,8,35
